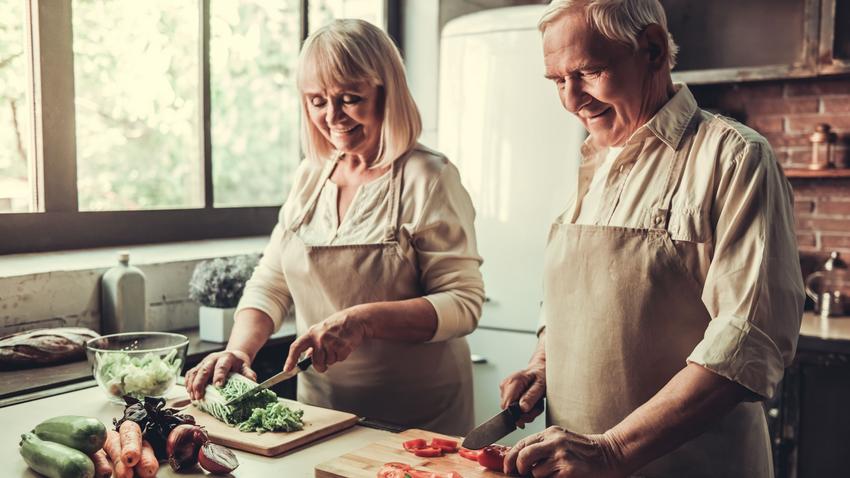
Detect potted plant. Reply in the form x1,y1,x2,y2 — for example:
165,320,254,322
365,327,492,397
188,254,259,343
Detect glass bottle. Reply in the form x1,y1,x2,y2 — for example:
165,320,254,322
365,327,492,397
101,251,147,333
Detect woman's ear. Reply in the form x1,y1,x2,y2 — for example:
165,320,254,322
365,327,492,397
638,23,669,70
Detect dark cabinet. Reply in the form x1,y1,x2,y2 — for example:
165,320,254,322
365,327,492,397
769,336,850,478
662,0,850,84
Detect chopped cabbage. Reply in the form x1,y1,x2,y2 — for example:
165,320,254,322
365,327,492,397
96,349,182,399
193,373,304,433
238,402,304,433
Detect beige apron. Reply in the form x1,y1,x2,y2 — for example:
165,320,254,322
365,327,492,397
543,116,773,477
279,152,474,436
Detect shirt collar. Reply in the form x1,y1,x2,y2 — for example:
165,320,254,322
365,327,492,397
580,83,698,158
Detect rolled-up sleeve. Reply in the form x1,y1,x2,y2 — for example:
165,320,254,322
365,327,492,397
412,163,485,342
687,140,804,399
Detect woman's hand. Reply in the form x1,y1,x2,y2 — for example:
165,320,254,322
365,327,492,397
283,306,370,373
184,349,256,400
503,426,625,478
499,362,546,427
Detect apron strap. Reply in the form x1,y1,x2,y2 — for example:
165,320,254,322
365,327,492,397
383,149,408,242
650,112,701,231
288,154,339,233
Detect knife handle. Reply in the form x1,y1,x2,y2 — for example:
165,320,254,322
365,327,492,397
297,356,312,371
507,398,545,420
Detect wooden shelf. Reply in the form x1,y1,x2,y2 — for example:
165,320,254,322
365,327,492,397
784,168,850,179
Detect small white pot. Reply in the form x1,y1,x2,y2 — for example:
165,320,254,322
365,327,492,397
198,305,235,343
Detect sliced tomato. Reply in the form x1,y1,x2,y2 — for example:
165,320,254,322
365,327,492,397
430,438,459,449
457,447,481,461
429,438,458,453
478,445,510,472
412,446,444,458
403,439,428,451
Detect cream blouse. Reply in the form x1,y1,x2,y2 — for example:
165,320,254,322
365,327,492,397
237,144,485,343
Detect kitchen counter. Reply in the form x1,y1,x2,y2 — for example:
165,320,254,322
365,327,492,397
799,311,850,342
0,324,296,407
1,386,391,478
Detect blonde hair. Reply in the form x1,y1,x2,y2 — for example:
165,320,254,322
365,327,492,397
538,0,679,69
296,19,421,168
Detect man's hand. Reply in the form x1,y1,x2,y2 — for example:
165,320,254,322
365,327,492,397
283,306,370,373
503,426,625,478
499,362,546,428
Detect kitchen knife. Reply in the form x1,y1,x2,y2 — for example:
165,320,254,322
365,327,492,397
461,399,545,450
224,356,312,406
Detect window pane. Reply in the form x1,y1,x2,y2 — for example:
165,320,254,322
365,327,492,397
308,0,385,33
72,0,201,211
210,0,301,207
0,0,33,213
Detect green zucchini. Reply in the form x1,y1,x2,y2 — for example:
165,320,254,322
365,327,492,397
33,415,106,454
19,432,94,478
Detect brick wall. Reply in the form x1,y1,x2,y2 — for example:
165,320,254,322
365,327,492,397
691,74,850,275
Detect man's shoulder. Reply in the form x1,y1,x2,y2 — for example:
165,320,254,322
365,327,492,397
694,109,775,166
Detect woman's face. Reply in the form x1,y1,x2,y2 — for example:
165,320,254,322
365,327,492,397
302,76,384,160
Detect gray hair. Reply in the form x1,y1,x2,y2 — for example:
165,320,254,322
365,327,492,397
538,0,679,69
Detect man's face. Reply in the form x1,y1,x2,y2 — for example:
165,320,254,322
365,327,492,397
543,12,652,148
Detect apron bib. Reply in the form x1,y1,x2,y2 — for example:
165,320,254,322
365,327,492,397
280,153,473,435
543,117,773,477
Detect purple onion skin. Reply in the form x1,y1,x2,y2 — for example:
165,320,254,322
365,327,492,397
198,442,240,474
166,424,208,471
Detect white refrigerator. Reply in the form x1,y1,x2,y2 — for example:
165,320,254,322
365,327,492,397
437,5,585,442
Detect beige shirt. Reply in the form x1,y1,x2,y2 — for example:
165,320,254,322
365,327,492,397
237,144,485,343
574,145,623,225
545,84,804,399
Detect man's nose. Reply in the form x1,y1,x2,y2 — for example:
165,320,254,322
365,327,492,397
562,78,590,114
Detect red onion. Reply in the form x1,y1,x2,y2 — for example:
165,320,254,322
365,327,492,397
198,442,239,474
166,424,208,471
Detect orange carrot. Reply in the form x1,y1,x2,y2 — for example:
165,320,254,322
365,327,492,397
118,420,142,467
104,430,133,478
89,449,113,478
134,439,159,478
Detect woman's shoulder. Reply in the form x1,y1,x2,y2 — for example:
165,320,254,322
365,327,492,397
278,158,331,224
401,143,459,189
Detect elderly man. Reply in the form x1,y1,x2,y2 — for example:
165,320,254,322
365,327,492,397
499,1,804,477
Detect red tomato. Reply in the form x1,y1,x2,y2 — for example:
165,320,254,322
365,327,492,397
430,438,459,449
477,445,510,472
413,446,444,458
430,438,459,453
457,447,481,461
403,439,428,451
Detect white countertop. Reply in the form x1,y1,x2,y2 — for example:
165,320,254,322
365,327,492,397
2,386,391,478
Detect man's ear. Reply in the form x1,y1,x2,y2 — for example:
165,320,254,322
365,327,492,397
638,23,669,70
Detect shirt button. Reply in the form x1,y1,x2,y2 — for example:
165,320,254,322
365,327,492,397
654,216,663,225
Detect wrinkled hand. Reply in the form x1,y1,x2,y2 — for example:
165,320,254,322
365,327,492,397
504,426,625,478
184,349,256,400
499,363,546,427
283,307,369,373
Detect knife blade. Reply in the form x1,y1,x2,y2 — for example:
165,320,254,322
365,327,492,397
461,399,544,450
224,356,312,406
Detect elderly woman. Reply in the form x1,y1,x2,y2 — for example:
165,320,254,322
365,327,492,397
184,19,483,435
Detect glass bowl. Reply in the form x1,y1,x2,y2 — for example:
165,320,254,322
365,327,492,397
86,332,189,404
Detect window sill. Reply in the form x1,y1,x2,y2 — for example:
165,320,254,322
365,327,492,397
0,236,268,278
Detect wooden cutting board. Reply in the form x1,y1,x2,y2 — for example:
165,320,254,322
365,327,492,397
315,429,505,478
168,390,359,457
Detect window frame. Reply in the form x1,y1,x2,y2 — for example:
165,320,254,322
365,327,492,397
1,0,400,255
